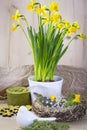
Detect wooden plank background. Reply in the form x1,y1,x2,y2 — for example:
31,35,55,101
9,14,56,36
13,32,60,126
0,0,87,68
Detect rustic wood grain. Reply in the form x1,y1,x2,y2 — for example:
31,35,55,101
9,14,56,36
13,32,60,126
0,65,87,99
0,0,87,67
0,1,10,66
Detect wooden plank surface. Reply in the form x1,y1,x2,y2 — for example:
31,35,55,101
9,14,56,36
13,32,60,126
0,1,10,66
0,0,87,67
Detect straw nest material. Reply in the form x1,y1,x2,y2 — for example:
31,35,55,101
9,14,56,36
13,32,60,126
32,99,87,122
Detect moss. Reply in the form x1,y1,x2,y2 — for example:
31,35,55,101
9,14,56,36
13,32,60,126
22,120,69,130
6,86,31,106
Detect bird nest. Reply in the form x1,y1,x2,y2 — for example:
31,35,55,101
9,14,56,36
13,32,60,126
32,96,87,122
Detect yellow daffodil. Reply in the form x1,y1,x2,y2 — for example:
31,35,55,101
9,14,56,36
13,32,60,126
50,95,56,102
73,94,80,103
42,13,49,24
11,10,21,22
26,4,34,10
79,34,87,39
73,21,80,29
11,0,87,82
11,24,17,31
63,19,70,27
67,25,77,35
36,5,46,15
57,22,64,29
26,0,36,11
50,12,60,23
75,94,80,99
42,18,49,24
69,26,77,33
49,1,59,11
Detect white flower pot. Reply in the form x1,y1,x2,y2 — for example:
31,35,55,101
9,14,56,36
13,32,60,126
28,75,63,103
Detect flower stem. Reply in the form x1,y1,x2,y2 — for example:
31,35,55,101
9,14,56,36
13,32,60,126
19,24,30,44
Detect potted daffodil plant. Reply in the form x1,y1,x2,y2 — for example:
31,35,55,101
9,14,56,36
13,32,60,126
11,0,86,101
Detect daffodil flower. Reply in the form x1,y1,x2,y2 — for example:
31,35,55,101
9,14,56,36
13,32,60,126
72,21,80,29
49,1,59,11
36,5,46,15
42,13,49,24
73,99,80,103
11,24,18,31
57,22,64,29
69,26,77,33
50,12,60,23
50,95,56,102
63,19,70,27
26,0,36,11
11,10,21,22
67,25,77,35
11,0,87,82
72,94,81,103
79,33,87,39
